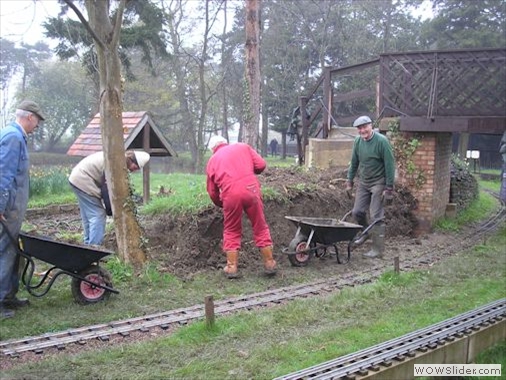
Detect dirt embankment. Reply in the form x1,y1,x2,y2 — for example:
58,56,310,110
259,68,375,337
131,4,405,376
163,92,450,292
27,166,420,277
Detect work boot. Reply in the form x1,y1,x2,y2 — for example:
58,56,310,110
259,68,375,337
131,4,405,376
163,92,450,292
2,297,30,309
362,224,385,259
223,251,239,279
260,246,277,276
0,307,15,319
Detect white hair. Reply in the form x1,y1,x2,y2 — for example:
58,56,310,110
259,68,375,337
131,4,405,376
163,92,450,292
208,135,227,151
15,109,32,118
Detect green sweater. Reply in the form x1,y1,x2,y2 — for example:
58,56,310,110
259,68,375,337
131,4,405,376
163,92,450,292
347,131,395,187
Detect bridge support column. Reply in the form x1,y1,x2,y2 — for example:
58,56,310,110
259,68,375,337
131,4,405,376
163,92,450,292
398,132,453,235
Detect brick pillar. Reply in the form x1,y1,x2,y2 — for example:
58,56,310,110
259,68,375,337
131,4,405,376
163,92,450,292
398,132,452,235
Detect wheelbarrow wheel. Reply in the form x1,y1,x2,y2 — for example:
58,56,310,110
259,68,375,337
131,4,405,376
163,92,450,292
288,236,314,267
71,266,113,305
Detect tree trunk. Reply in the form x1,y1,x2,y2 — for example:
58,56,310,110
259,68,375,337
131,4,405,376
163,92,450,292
221,0,229,142
83,0,147,267
243,0,261,148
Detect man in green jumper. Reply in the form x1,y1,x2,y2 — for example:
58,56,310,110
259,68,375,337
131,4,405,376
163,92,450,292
345,116,396,258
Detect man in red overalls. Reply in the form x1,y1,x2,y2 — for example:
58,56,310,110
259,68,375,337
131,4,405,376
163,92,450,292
206,135,277,279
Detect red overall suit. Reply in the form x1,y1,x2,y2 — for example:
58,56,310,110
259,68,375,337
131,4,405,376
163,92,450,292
206,141,276,277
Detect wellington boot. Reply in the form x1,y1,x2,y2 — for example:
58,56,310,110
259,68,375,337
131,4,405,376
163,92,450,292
260,246,277,276
223,251,239,279
362,224,385,259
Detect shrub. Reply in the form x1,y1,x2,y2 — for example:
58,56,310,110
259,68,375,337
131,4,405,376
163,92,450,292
30,166,72,197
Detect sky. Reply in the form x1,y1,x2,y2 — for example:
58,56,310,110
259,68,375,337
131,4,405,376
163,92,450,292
0,0,62,46
0,0,434,123
1,0,434,46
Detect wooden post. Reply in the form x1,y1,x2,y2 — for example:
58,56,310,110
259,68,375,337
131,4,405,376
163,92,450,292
205,295,215,328
142,122,151,204
394,256,400,274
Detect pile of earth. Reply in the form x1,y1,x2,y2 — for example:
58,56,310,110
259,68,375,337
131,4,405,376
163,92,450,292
120,166,418,275
26,166,420,278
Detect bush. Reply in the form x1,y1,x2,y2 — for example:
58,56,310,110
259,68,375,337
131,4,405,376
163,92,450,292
450,154,479,210
30,166,72,197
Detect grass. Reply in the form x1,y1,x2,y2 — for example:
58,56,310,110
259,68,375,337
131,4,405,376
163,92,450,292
138,172,210,215
27,157,301,214
2,225,504,379
2,179,505,378
5,165,504,378
434,190,497,231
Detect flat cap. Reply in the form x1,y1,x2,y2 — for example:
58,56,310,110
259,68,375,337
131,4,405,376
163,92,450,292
352,115,372,128
18,100,46,121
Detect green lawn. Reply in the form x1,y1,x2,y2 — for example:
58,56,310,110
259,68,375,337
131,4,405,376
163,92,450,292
6,163,504,379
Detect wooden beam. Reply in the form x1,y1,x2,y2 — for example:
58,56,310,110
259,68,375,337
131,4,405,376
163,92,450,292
329,59,379,75
400,117,506,134
333,89,375,102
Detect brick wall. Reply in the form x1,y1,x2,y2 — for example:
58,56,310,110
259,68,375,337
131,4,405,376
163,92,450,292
399,132,452,234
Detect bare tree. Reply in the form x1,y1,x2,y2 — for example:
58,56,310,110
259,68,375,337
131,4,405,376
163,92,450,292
220,0,230,142
243,0,261,148
163,0,226,172
64,0,147,267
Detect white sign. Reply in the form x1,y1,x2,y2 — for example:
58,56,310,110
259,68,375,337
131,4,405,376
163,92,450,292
466,150,480,159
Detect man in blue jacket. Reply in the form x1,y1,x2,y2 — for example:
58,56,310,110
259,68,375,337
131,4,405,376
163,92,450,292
0,100,46,319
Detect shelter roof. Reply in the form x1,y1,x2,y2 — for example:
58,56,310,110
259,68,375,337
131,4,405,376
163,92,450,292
67,111,177,157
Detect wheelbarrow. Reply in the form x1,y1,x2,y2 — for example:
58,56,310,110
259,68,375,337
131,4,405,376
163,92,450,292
1,220,118,304
283,212,383,266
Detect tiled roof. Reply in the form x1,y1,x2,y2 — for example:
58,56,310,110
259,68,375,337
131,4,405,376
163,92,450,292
67,111,177,157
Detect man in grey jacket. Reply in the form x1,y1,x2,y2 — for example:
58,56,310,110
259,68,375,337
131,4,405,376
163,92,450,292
0,100,46,319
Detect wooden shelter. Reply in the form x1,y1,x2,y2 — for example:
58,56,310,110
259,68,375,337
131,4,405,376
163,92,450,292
67,111,177,203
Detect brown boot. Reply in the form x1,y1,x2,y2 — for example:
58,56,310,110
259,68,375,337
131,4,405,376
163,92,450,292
224,251,239,279
260,246,277,276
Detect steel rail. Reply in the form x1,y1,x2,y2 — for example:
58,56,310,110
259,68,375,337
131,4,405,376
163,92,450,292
275,298,505,380
0,273,372,356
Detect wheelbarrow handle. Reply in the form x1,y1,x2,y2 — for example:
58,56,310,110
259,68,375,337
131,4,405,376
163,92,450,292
339,210,353,222
359,218,385,235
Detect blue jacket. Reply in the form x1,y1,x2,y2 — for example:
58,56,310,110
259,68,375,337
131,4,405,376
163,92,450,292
0,122,30,220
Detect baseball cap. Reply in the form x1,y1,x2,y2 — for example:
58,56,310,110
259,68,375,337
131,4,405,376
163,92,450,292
133,151,150,168
18,100,46,121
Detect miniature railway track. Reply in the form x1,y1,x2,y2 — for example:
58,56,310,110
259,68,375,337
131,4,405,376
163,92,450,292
0,274,375,358
1,193,504,361
275,298,506,380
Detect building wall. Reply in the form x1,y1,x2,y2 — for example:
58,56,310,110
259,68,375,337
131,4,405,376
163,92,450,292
306,127,358,169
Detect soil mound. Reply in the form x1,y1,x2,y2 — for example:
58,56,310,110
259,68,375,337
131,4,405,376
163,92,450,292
135,166,418,275
25,166,419,278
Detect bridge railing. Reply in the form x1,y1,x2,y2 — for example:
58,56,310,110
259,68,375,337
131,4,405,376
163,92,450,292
379,48,506,118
